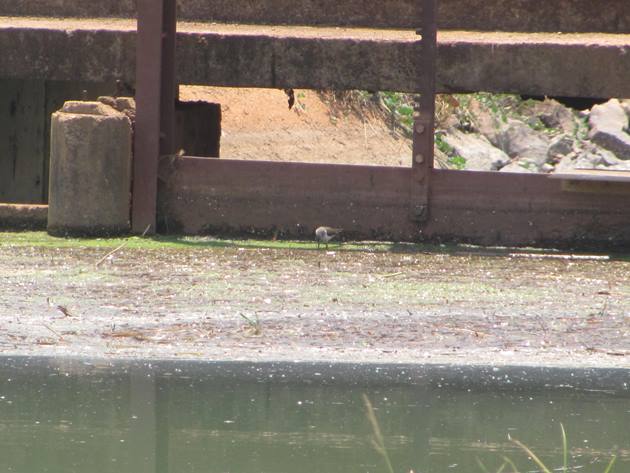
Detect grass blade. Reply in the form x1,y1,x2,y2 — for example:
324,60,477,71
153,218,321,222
502,455,520,473
476,457,492,473
510,438,553,473
477,458,508,473
602,455,617,473
363,394,395,473
560,423,568,472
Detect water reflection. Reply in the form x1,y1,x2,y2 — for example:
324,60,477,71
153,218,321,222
0,359,627,473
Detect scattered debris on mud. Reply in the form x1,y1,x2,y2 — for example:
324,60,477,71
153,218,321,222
1,234,628,367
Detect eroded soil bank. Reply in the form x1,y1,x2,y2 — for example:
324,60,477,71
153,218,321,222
0,233,628,368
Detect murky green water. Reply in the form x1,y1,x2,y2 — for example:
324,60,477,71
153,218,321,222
0,359,627,473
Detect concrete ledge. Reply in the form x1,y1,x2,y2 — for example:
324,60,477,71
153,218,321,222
1,0,628,33
1,18,629,97
0,203,47,229
4,357,630,392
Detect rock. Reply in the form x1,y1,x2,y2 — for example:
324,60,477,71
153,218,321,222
467,97,505,147
601,161,630,171
433,146,450,170
588,99,630,159
555,146,622,172
441,129,510,171
589,130,630,159
573,152,604,169
528,98,578,135
597,147,628,167
590,99,629,130
547,134,574,161
499,159,539,173
591,147,630,170
497,119,550,167
554,153,579,173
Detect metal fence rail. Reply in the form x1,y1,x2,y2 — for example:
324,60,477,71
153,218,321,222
132,0,438,235
132,0,630,248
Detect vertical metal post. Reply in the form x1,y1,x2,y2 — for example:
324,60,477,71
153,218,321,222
161,0,177,157
410,0,437,223
132,0,177,234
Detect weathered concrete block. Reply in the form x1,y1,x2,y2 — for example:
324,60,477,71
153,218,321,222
48,101,132,236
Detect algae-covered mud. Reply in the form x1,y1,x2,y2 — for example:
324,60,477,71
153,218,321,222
0,232,628,367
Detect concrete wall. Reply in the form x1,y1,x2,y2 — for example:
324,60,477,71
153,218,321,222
1,23,628,98
1,0,628,32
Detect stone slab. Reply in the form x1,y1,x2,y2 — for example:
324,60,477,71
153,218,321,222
1,0,628,33
0,18,629,98
0,203,47,229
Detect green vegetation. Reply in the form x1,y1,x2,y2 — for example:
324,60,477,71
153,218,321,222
321,90,585,171
363,399,619,473
435,133,467,169
379,91,415,132
2,231,614,260
0,231,393,252
363,394,395,473
477,424,617,473
239,312,262,335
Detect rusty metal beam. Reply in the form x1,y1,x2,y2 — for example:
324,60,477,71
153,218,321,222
409,0,437,224
158,157,415,239
132,0,164,233
161,0,177,157
157,159,630,248
132,0,176,234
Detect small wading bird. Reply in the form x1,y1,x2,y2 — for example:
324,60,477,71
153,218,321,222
315,226,342,249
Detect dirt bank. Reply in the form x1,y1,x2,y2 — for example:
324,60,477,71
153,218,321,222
1,234,628,368
179,87,413,167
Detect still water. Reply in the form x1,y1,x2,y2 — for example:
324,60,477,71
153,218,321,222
0,358,628,473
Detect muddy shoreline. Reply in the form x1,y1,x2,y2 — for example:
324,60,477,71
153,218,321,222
1,237,629,369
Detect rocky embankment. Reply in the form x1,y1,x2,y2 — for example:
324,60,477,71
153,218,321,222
435,96,630,173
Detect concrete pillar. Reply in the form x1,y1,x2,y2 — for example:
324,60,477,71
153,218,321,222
48,101,132,236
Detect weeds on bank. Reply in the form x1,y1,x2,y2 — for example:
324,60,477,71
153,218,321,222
239,313,262,336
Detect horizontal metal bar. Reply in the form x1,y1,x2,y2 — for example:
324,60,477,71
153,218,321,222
157,158,630,248
549,170,630,183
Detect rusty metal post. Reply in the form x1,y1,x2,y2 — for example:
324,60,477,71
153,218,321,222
132,0,177,234
410,0,437,223
161,0,177,157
